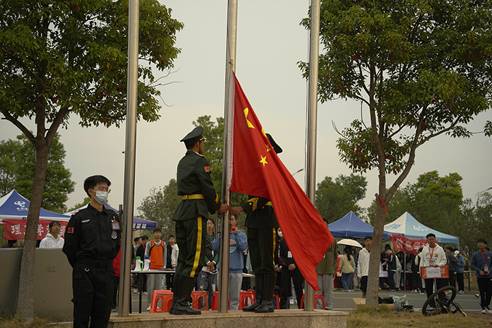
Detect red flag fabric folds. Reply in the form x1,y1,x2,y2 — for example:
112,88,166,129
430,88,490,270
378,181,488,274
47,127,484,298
230,74,334,289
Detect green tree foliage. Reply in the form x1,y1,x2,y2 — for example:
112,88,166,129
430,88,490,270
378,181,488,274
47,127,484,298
0,135,74,212
138,179,180,238
315,174,367,222
367,172,492,251
66,197,91,212
0,0,182,319
474,192,492,243
193,116,224,192
302,0,492,306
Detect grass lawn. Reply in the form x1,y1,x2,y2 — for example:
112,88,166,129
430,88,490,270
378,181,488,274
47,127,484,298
348,306,492,328
0,318,51,328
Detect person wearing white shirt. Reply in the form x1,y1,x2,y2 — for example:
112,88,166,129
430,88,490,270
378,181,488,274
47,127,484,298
357,236,372,297
419,233,448,298
39,221,64,249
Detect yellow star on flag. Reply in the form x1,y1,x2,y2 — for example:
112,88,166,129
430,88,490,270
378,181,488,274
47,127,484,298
259,155,268,166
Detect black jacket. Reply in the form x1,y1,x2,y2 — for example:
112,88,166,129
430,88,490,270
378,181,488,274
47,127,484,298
63,204,120,267
174,151,220,221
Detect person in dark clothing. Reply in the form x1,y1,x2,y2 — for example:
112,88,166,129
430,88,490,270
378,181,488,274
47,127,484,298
135,235,148,292
230,133,283,313
166,235,177,290
63,175,120,328
277,228,304,308
171,126,228,315
197,218,218,308
455,250,465,293
445,246,458,289
470,239,492,314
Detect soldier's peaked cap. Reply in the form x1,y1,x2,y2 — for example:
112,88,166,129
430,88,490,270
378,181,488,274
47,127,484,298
266,133,283,154
180,126,204,142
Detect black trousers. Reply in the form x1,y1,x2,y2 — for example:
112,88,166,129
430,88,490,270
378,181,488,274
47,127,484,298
278,268,304,308
173,217,206,305
456,272,464,292
72,263,114,328
112,276,119,309
424,278,448,298
248,226,276,302
477,277,492,309
360,276,368,297
448,271,456,291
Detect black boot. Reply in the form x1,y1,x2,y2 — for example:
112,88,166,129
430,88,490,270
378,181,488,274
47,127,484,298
243,297,261,312
170,276,201,315
254,273,274,313
244,274,262,312
254,300,274,313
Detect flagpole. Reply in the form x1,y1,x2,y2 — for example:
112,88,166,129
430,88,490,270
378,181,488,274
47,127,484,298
118,0,139,316
305,0,320,312
219,0,238,313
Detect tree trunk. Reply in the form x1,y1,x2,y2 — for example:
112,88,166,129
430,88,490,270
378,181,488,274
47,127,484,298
365,182,387,306
16,142,49,320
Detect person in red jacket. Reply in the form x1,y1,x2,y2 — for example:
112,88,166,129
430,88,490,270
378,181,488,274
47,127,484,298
112,248,121,310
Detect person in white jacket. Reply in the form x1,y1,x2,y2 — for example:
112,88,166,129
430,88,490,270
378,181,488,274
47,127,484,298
357,237,372,297
419,233,448,298
39,221,64,249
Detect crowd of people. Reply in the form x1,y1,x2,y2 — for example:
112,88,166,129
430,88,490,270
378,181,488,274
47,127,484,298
20,126,490,327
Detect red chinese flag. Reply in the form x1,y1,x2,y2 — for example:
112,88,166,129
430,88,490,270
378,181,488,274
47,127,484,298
230,74,334,289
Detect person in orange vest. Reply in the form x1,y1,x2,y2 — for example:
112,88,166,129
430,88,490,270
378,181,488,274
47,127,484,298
145,228,167,310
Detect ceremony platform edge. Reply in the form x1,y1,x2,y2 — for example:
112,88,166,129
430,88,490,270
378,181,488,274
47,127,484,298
108,309,348,328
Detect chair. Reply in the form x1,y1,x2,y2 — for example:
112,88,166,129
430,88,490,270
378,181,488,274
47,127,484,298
238,290,256,310
150,290,173,313
191,290,209,310
211,291,230,310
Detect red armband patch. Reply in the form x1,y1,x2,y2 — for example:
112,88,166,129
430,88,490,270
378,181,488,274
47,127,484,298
67,227,75,234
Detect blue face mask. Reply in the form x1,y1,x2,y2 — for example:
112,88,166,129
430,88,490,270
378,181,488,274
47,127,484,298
95,191,109,205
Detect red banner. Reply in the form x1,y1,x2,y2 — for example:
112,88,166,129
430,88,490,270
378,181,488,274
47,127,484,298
390,235,427,255
2,219,68,240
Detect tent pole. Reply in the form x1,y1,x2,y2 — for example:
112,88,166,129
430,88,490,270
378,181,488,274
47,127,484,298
403,252,406,292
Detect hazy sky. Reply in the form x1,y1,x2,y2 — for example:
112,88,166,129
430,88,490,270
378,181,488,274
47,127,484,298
1,0,491,215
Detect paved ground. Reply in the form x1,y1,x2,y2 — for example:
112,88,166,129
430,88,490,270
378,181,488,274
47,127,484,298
327,290,482,312
128,289,485,314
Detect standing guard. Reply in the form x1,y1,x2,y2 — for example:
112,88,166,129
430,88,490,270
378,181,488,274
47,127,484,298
230,134,283,313
63,175,121,328
171,126,228,315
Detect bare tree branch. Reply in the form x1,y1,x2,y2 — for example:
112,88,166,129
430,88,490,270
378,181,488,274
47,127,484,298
46,107,70,146
0,110,35,145
386,107,428,200
418,116,462,146
357,61,371,97
387,124,407,139
360,101,368,129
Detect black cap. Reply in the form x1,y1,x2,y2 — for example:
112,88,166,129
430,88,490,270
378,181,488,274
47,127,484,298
180,126,204,142
266,133,283,154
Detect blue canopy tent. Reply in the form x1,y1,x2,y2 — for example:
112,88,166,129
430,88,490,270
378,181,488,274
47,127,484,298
384,212,459,245
64,204,157,230
328,211,388,239
0,190,69,221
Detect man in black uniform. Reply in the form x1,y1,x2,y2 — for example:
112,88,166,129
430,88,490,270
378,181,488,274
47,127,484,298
171,126,228,315
63,175,120,328
230,134,282,313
